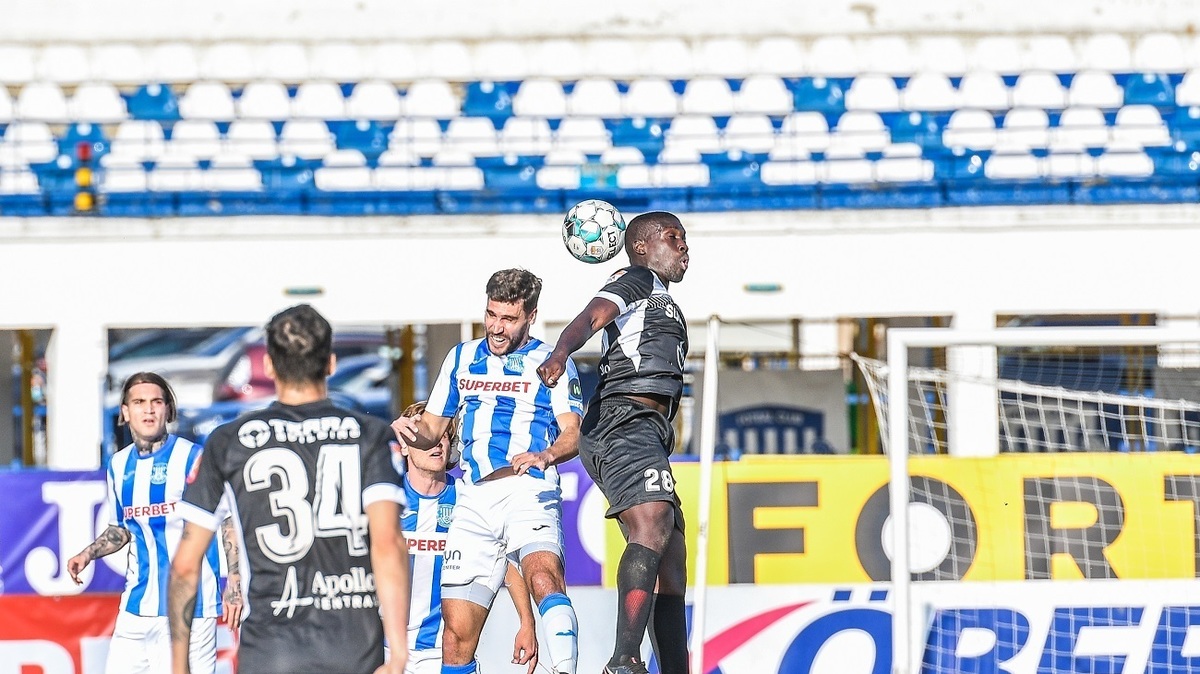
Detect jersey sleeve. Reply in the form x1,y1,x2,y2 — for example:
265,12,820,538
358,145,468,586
595,266,655,314
105,460,123,528
553,356,585,418
425,343,462,419
361,420,407,517
180,431,228,532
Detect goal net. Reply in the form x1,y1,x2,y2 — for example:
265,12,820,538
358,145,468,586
851,328,1200,674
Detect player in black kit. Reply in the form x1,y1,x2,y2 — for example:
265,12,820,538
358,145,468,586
167,305,410,674
538,211,690,674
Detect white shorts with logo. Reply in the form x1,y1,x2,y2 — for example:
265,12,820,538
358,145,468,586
404,647,441,674
442,473,563,606
105,611,217,674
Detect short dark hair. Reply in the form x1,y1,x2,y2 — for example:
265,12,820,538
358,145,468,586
265,304,333,386
119,372,177,424
485,268,542,314
625,211,681,256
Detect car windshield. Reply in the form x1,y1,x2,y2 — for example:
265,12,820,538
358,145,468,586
110,328,225,361
328,356,387,393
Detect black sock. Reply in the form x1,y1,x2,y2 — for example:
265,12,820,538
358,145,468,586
608,543,662,667
649,593,688,674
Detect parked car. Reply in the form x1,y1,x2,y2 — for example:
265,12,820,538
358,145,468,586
105,327,259,408
213,330,389,403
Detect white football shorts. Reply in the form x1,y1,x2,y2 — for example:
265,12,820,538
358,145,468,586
441,473,563,607
105,612,217,674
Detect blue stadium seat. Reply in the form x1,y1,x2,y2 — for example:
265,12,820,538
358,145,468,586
790,77,846,115
333,120,389,164
461,81,514,122
1170,107,1200,147
256,156,317,193
59,123,109,161
127,84,181,121
608,118,667,158
478,155,540,190
883,111,943,149
1123,73,1175,107
702,150,764,186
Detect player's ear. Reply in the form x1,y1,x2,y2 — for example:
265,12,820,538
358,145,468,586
263,353,275,381
528,307,537,325
327,354,336,377
118,404,129,426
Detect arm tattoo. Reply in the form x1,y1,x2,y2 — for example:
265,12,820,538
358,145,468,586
221,517,240,576
169,587,196,644
83,525,131,561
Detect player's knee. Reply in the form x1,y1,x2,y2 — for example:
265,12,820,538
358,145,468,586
621,503,675,550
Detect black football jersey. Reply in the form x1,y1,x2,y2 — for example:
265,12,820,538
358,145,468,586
594,266,690,419
181,399,404,674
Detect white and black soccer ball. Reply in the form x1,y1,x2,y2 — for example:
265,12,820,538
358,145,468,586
562,199,626,264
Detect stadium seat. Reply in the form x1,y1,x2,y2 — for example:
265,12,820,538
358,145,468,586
512,79,568,118
1011,71,1067,109
169,120,223,160
59,123,108,160
315,149,372,190
1171,106,1200,146
581,38,642,80
615,162,653,188
444,117,501,157
91,44,149,85
293,81,347,121
278,120,336,160
695,38,752,78
461,81,514,120
99,154,149,192
735,75,793,115
680,77,736,115
237,81,292,121
423,41,475,82
600,146,646,169
179,82,236,122
822,146,874,184
845,74,901,112
536,149,584,190
748,37,806,78
309,43,369,83
0,46,36,86
1000,108,1051,149
37,45,89,84
808,36,860,77
473,41,530,82
553,117,611,154
370,43,424,83
1124,73,1175,107
943,109,999,151
405,80,460,119
345,81,403,121
0,122,57,165
901,72,960,111
875,143,934,182
149,43,201,84
1051,107,1110,149
207,153,263,191
567,78,623,118
767,141,813,162
333,120,388,161
829,111,890,153
0,168,38,195
984,145,1041,179
653,147,710,187
1044,144,1096,177
887,111,944,148
791,77,846,115
779,111,831,153
859,36,917,76
1024,35,1079,73
110,120,166,161
624,78,680,118
663,115,722,154
1112,105,1171,146
969,36,1022,75
957,71,1010,111
0,88,14,124
761,157,819,185
609,118,666,157
1068,71,1124,108
527,39,585,80
69,83,128,124
1132,33,1187,73
1176,70,1200,107
257,43,310,83
723,114,777,154
430,148,485,190
148,150,206,191
639,39,693,79
389,118,443,157
16,82,69,123
500,117,554,155
128,84,181,121
225,120,279,160
373,147,421,188
1096,140,1154,177
1078,33,1133,73
913,37,969,76
199,43,257,82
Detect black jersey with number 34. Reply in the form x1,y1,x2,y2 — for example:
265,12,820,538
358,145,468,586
181,399,405,674
594,266,690,418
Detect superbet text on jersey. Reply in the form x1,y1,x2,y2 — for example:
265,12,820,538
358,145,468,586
179,399,405,674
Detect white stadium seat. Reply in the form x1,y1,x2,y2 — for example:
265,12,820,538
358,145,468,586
694,38,752,78
149,43,201,84
876,143,934,182
1112,105,1171,147
654,148,709,187
0,88,13,124
37,45,90,84
346,81,403,120
663,115,722,154
0,46,36,86
623,78,679,118
404,80,460,119
913,37,968,76
779,112,831,153
723,114,777,154
1045,144,1096,178
969,36,1022,75
0,168,38,195
822,146,874,184
278,120,335,160
1,122,58,165
1068,71,1123,109
568,78,623,118
170,120,223,161
553,117,611,155
237,81,292,120
256,42,310,83
1176,70,1200,107
292,81,347,120
679,77,736,116
845,74,901,112
443,117,500,157
16,82,69,123
902,72,960,111
512,78,568,118
69,83,128,123
1011,71,1067,109
100,154,149,192
315,149,372,191
500,117,553,155
600,146,646,167
808,36,860,77
735,75,793,115
639,39,693,79
1024,35,1079,73
1133,33,1187,73
224,120,279,160
958,71,1010,111
91,44,149,85
1051,107,1110,149
943,109,998,151
423,41,474,82
431,148,485,190
748,37,806,78
527,39,585,80
829,111,890,153
859,36,917,76
582,39,642,80
309,43,369,83
1096,141,1153,177
148,150,205,191
761,158,819,185
985,146,1042,179
388,118,443,157
207,153,263,191
179,81,236,122
199,43,257,82
473,41,529,81
1000,108,1051,149
111,120,166,161
536,150,584,190
370,43,424,83
1078,33,1133,73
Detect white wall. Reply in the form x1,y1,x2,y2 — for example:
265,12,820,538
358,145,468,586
4,0,1199,42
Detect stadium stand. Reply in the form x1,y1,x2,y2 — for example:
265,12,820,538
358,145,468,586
7,34,1200,215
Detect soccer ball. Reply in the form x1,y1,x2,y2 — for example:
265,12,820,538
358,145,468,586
562,199,626,264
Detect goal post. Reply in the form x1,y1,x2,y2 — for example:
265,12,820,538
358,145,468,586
873,325,1200,674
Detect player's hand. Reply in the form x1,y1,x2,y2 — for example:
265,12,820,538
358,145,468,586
536,357,566,388
222,573,243,629
67,552,90,585
372,654,405,674
512,620,539,673
390,414,419,447
510,451,550,476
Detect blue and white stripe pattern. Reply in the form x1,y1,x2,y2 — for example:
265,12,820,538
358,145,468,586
426,338,583,485
402,475,457,652
106,435,223,618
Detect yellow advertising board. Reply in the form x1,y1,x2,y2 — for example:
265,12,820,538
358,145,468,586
603,453,1200,585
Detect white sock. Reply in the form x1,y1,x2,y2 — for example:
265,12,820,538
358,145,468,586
538,593,578,674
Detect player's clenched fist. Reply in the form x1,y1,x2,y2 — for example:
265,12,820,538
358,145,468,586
536,356,566,387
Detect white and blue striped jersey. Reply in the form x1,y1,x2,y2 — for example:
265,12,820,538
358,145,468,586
106,435,223,618
426,338,584,485
402,474,457,652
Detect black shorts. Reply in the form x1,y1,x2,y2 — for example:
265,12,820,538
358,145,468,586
579,396,685,531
